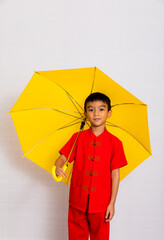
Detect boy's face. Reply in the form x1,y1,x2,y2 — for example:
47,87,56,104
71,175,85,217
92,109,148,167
84,100,112,127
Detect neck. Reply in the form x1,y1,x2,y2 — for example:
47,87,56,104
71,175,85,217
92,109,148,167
91,125,105,136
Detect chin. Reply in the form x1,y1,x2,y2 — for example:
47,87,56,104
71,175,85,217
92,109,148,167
92,123,102,127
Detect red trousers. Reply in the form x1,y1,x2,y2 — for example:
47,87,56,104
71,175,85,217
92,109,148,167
68,194,110,240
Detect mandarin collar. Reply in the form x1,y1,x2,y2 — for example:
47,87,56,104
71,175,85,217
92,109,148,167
89,126,107,139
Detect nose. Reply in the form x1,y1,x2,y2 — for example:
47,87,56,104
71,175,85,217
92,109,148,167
94,109,99,116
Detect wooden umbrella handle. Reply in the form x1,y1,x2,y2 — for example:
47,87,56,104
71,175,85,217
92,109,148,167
52,164,68,182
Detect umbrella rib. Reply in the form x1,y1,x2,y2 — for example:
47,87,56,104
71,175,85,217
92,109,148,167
53,119,91,131
85,120,91,128
64,93,84,114
65,92,84,118
57,120,83,131
22,119,83,158
111,103,147,108
35,72,85,114
53,108,81,119
106,121,151,155
9,107,82,120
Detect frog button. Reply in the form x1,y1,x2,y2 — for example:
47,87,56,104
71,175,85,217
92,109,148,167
83,185,89,191
95,156,100,161
93,171,98,176
91,186,96,192
95,141,101,146
85,170,91,175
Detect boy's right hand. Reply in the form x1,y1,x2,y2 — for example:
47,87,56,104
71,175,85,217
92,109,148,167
55,167,67,178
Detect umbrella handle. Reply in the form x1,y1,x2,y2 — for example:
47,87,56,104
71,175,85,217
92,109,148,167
52,164,68,182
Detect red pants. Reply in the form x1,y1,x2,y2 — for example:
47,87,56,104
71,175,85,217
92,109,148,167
68,194,110,240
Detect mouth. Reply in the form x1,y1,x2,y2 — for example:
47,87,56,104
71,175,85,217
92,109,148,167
93,118,100,121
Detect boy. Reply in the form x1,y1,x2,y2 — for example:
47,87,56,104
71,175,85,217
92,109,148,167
55,92,128,240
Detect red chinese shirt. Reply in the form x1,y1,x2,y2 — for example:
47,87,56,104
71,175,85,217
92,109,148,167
59,127,128,213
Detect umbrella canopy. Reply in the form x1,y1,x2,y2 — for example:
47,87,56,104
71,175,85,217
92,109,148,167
8,66,152,184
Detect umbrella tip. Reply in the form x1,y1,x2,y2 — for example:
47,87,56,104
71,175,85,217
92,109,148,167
34,71,39,74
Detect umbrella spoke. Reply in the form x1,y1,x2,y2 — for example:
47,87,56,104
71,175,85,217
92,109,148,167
47,76,84,116
23,119,83,158
53,108,82,119
65,92,84,118
57,120,83,131
9,107,83,119
35,72,85,117
55,109,83,114
106,121,151,155
111,103,147,108
9,107,55,113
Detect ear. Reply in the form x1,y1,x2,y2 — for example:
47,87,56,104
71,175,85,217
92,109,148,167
84,112,87,119
107,110,112,118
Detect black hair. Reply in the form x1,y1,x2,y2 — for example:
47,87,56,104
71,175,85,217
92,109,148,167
84,92,111,112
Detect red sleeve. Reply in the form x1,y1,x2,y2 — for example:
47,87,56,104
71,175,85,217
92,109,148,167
110,139,128,170
59,132,78,163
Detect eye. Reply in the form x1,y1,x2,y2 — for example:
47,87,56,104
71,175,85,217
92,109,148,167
88,109,93,112
100,108,105,111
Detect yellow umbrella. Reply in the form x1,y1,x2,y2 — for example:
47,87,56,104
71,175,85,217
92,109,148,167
8,67,152,185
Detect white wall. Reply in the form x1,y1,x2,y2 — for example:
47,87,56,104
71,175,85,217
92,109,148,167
0,0,163,239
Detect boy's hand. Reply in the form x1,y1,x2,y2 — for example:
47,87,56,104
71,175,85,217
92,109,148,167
55,167,67,178
105,202,115,222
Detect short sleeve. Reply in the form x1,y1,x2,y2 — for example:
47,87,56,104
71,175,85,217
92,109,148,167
110,139,128,170
59,132,78,163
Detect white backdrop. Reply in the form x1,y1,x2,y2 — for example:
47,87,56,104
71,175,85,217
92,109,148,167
0,0,163,239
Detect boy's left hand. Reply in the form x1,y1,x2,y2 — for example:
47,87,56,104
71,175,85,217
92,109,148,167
105,202,115,222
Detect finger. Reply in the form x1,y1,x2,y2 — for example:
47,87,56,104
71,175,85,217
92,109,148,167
109,213,114,220
105,216,110,222
56,170,63,177
58,171,67,178
61,170,67,177
105,212,109,220
59,171,65,177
